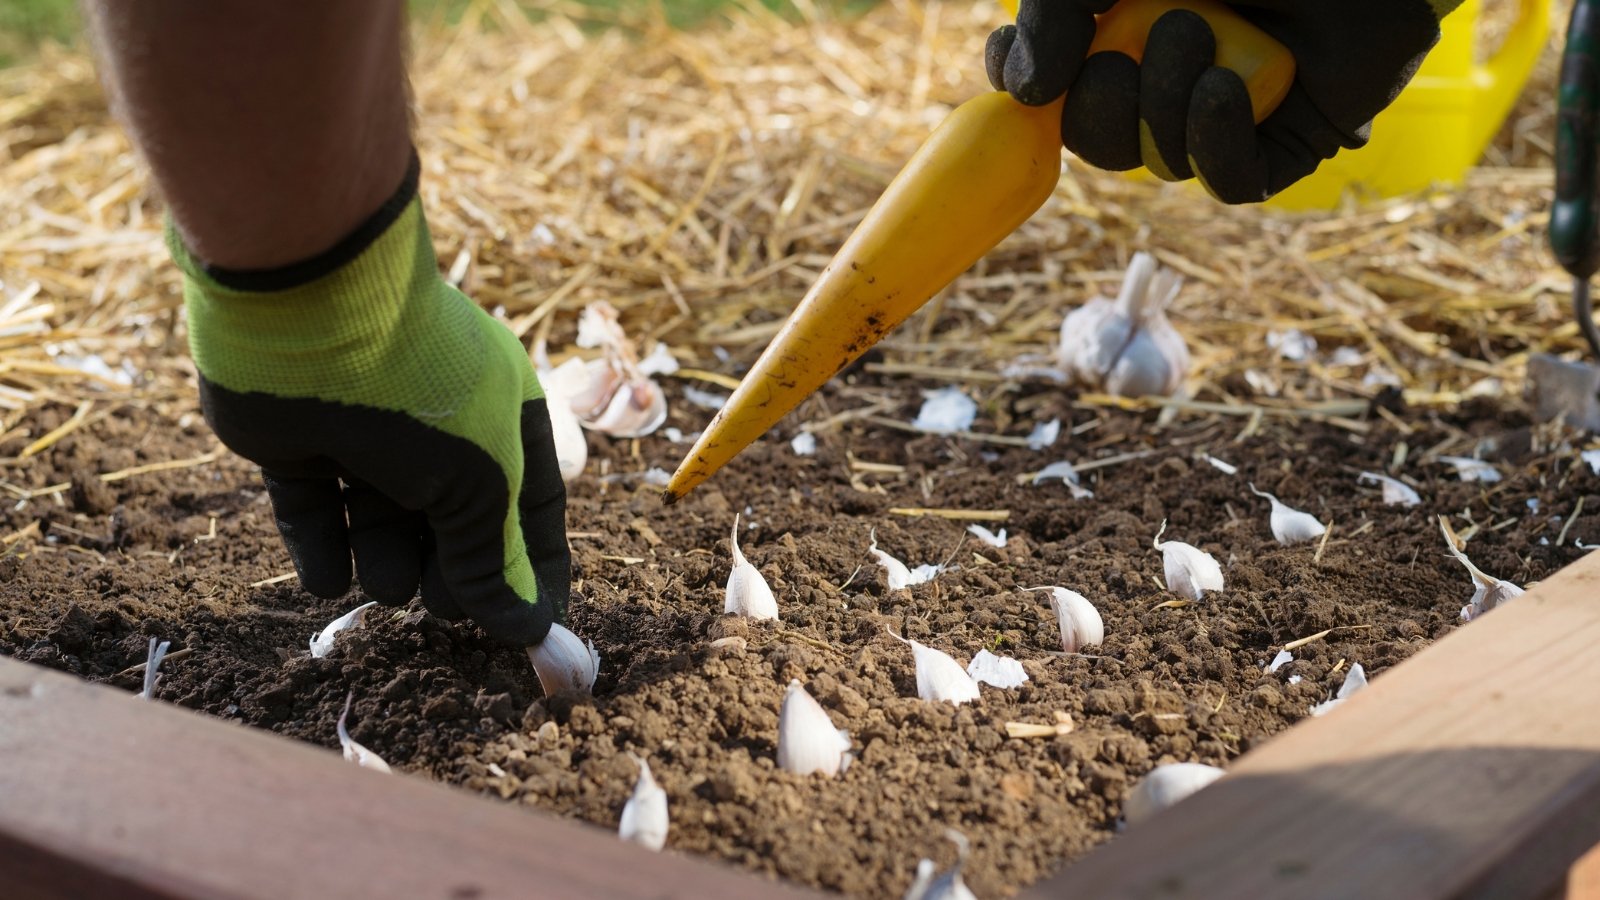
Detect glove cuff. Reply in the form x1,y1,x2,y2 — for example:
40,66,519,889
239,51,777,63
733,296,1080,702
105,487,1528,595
175,152,487,421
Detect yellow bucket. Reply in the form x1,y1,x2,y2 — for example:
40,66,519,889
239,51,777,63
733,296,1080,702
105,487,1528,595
992,0,1551,209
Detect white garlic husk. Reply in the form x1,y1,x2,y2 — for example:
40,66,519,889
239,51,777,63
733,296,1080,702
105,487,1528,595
1309,662,1368,717
1439,517,1524,621
527,623,600,695
618,754,669,851
337,692,392,773
1266,650,1293,674
725,513,779,620
1058,252,1190,398
887,628,981,705
1032,460,1094,499
1358,471,1421,507
912,387,978,433
776,680,853,777
1153,521,1224,600
1248,484,1327,546
1438,455,1501,483
1027,586,1104,654
309,600,378,659
966,524,1007,548
1123,763,1225,825
966,649,1028,689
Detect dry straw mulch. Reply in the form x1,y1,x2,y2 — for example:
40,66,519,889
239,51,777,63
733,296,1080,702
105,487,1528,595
0,0,1580,447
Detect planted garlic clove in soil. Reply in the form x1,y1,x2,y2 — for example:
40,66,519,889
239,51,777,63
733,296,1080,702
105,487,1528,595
337,692,392,773
888,628,981,705
1123,763,1225,826
1057,252,1191,398
1026,587,1103,654
140,637,170,701
618,754,669,851
1439,517,1524,621
527,623,600,695
1153,521,1224,600
725,513,778,620
1248,484,1327,546
309,600,378,658
869,529,944,591
904,830,978,900
1358,471,1421,507
776,680,852,777
1309,663,1368,716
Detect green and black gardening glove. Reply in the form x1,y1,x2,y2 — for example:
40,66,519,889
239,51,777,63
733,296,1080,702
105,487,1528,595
985,0,1461,203
172,155,569,647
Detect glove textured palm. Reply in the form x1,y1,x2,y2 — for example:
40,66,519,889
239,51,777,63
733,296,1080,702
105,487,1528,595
987,0,1460,202
174,188,569,646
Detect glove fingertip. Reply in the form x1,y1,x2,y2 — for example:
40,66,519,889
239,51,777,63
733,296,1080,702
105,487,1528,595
986,25,1017,92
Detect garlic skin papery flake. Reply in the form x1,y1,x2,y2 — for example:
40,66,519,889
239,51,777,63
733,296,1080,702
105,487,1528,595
1248,484,1327,546
1032,460,1094,499
966,649,1028,689
337,692,392,773
618,754,669,851
777,680,853,777
1057,251,1191,398
310,600,378,658
1153,521,1224,600
1309,663,1368,717
1123,763,1225,826
1027,587,1104,654
1439,517,1525,622
725,514,779,620
888,628,982,705
1438,455,1502,483
1358,472,1421,507
912,387,978,434
526,623,600,695
966,524,1007,548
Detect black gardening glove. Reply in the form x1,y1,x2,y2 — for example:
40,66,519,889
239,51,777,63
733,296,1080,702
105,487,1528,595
171,158,570,647
986,0,1456,203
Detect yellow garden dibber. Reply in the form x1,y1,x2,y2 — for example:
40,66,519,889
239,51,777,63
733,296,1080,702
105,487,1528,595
663,0,1294,504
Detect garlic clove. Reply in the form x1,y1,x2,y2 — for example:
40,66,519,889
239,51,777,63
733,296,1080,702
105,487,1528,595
309,600,378,659
1310,663,1367,716
336,691,392,773
966,649,1028,689
1266,650,1293,674
966,524,1007,548
869,529,942,590
912,387,978,434
1438,455,1502,483
776,680,852,777
1105,326,1178,398
1027,586,1103,654
1026,418,1060,450
888,628,981,705
1057,295,1123,382
1153,522,1224,600
904,859,937,900
1358,471,1421,507
1248,484,1327,546
1123,763,1225,826
535,357,594,483
725,513,779,620
567,358,623,420
618,754,669,851
910,830,979,900
1584,448,1600,475
527,623,600,695
1032,460,1094,499
583,377,667,438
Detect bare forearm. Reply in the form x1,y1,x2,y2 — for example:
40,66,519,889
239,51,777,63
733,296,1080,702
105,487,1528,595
85,0,412,270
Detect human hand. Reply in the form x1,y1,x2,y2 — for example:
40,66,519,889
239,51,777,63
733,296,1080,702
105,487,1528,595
986,0,1451,203
173,176,569,647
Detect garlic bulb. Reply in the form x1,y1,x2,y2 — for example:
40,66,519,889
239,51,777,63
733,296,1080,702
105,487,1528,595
1248,484,1327,546
1309,663,1367,717
887,628,981,705
1439,517,1524,621
618,754,668,851
1026,586,1104,654
1358,472,1421,507
563,301,669,438
776,680,852,777
1123,763,1225,825
336,692,392,773
527,623,600,695
1058,252,1191,398
725,513,779,620
1153,521,1224,600
309,600,378,658
966,649,1028,689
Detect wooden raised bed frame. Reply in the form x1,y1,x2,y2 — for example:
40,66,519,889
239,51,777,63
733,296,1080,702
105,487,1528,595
4,551,1599,900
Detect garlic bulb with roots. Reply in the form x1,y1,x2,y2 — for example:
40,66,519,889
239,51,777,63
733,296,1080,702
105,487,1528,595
1248,484,1327,546
527,623,600,695
776,680,853,777
725,513,779,620
1058,252,1191,398
1153,520,1225,600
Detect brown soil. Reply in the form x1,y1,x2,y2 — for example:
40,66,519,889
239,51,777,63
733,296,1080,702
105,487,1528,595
2,383,1594,898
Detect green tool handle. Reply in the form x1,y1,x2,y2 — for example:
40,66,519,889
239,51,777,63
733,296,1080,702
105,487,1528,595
1554,0,1600,360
